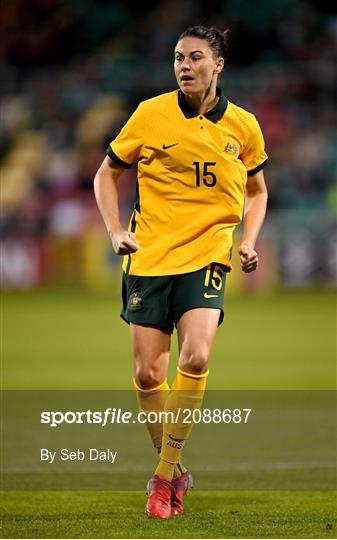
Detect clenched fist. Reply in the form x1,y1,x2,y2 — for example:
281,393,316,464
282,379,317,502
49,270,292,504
111,230,139,255
238,243,259,273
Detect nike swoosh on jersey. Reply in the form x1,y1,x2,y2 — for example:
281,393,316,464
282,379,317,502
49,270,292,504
204,292,219,298
162,143,178,149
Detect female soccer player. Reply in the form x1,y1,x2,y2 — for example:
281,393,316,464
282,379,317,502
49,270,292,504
94,25,268,519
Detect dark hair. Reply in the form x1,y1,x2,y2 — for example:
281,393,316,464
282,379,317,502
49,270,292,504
177,25,229,60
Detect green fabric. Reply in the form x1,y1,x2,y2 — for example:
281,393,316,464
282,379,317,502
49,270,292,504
121,263,226,333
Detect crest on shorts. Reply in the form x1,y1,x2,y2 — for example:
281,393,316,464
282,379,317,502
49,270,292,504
224,142,238,154
128,292,143,310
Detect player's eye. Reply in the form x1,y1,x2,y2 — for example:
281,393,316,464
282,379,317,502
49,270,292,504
175,56,183,62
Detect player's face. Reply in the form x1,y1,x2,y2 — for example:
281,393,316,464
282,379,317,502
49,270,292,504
174,37,223,94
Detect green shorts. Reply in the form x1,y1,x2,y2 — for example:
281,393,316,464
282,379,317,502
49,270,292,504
121,263,227,333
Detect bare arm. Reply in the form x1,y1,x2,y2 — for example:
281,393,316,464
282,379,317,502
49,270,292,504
93,156,139,255
238,170,268,272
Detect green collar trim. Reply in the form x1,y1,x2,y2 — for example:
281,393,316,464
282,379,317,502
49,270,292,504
178,87,228,122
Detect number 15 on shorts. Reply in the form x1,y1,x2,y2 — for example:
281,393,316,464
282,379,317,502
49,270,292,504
204,264,224,293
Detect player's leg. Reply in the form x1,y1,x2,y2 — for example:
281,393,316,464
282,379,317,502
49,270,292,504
121,273,181,518
153,263,226,515
121,272,173,453
130,323,176,519
155,307,220,480
122,272,183,464
154,308,220,516
155,263,226,480
131,324,187,474
123,272,186,470
131,323,171,453
131,322,171,389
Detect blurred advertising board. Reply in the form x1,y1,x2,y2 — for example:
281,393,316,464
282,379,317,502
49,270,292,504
1,239,47,289
1,211,335,291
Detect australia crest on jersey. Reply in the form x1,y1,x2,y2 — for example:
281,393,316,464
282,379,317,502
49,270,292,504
224,142,239,154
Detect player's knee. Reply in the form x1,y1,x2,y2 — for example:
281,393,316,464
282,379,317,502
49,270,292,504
179,349,209,374
135,367,163,390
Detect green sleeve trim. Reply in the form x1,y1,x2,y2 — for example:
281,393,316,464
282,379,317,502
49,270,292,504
247,159,268,176
106,146,132,169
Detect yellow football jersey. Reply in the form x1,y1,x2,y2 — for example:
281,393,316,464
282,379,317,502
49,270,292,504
107,88,268,276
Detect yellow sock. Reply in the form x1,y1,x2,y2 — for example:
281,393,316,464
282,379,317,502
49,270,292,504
155,367,209,481
174,460,187,478
134,378,187,477
133,378,170,452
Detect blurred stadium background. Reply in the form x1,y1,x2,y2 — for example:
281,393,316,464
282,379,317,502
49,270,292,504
1,0,336,390
1,0,336,292
1,6,336,538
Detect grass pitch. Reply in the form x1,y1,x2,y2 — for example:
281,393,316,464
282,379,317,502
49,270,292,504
1,287,336,538
2,287,335,390
1,491,336,539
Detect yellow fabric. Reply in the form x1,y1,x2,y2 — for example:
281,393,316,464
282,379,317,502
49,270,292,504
134,379,170,451
154,459,175,481
133,378,187,477
172,367,209,390
157,369,209,470
109,89,267,276
133,377,169,393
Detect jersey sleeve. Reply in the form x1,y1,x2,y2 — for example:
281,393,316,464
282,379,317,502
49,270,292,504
240,115,268,176
106,103,145,168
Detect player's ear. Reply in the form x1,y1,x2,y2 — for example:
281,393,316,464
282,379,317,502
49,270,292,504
214,57,224,74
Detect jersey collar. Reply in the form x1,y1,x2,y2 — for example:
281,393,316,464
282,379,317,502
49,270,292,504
178,87,228,122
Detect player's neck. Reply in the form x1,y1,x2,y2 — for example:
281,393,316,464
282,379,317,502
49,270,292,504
184,82,219,115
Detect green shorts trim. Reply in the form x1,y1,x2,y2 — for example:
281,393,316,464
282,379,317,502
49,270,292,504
121,263,227,333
